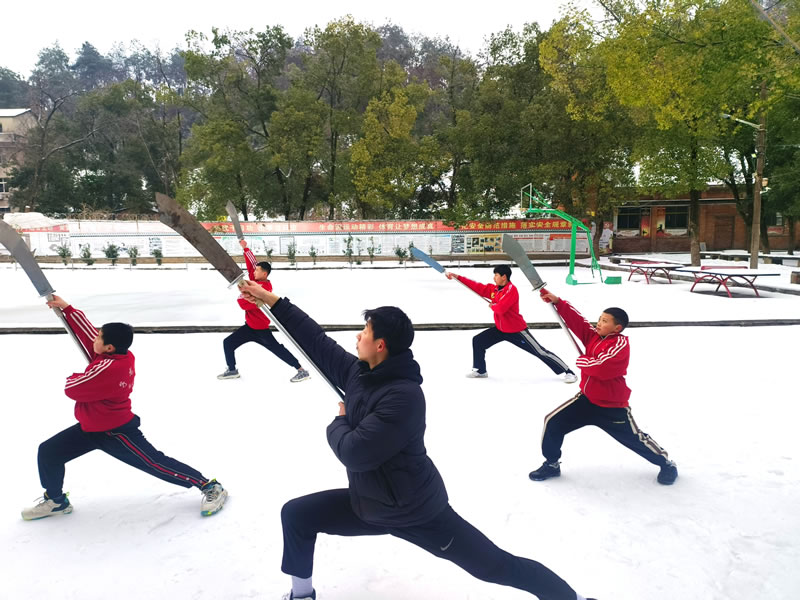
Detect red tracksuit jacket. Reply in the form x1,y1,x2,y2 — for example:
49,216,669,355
238,246,272,330
62,305,136,432
554,299,631,407
456,275,528,333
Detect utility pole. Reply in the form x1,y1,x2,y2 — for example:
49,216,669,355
750,80,767,270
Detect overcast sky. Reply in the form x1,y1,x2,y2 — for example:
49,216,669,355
1,0,598,77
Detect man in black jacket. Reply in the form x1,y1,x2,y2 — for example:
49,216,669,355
239,280,594,600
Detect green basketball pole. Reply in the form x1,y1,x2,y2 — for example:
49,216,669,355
520,185,618,285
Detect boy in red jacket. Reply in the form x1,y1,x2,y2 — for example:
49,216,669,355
21,296,228,520
445,265,576,382
528,291,678,485
217,239,309,382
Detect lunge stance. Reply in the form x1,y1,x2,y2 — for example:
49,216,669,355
22,296,228,520
218,239,309,382
238,279,596,600
529,291,678,485
445,266,576,382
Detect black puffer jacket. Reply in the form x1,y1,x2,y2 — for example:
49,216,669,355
271,298,448,527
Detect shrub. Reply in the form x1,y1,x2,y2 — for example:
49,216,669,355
152,248,163,266
56,243,72,266
309,245,318,265
394,246,408,264
103,243,120,266
367,237,380,264
125,246,139,267
343,234,354,265
287,241,297,265
80,245,94,266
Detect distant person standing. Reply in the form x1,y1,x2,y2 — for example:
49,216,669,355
445,266,577,383
529,290,678,486
217,239,310,382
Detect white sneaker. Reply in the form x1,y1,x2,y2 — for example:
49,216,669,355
281,591,316,600
466,369,488,378
22,493,73,521
200,480,228,516
563,372,578,384
290,368,310,383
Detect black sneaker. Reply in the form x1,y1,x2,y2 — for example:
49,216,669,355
529,461,561,481
657,462,678,485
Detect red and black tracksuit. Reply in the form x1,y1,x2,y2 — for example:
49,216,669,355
222,246,300,371
37,305,211,499
540,299,671,467
455,275,571,376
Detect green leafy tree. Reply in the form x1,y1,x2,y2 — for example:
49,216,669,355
299,17,383,218
181,27,293,220
0,67,29,107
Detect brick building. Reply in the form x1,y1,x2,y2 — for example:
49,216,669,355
0,108,35,214
611,185,798,253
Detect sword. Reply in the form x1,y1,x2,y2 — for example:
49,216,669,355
225,201,245,241
0,220,91,362
409,246,490,304
501,234,582,354
155,193,344,400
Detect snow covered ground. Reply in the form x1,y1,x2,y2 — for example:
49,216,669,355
1,262,799,600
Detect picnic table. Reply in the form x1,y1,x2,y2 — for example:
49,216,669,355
621,261,687,284
676,266,780,297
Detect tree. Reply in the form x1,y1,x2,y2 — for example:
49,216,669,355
10,44,98,212
181,27,293,219
0,67,29,107
299,17,383,218
543,1,786,265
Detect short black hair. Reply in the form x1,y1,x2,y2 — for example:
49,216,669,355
603,307,629,330
101,322,134,354
256,261,272,274
493,265,512,279
362,306,414,356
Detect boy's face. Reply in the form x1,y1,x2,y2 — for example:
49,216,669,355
493,272,508,286
596,313,623,337
253,266,268,281
356,320,385,365
93,330,116,354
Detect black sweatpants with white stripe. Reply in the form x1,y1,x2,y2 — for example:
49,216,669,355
37,415,209,499
224,324,301,371
472,327,571,375
541,393,671,467
281,489,579,600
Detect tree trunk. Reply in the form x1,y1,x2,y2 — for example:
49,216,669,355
689,188,701,266
787,216,796,254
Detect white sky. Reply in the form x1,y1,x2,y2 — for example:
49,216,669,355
1,0,597,78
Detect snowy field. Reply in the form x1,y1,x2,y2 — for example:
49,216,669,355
1,261,799,600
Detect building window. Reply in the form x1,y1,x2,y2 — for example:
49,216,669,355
617,206,641,229
665,206,688,229
0,178,6,193
764,212,783,227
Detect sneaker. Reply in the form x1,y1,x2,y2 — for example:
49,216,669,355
466,369,488,378
281,591,316,600
562,371,578,384
529,461,561,481
200,480,228,516
217,368,240,380
290,368,311,383
657,461,678,485
22,492,73,521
